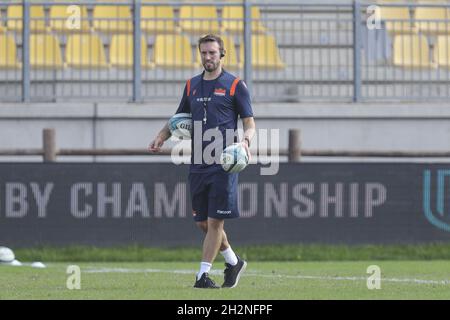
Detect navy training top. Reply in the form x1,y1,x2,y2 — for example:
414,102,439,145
175,70,253,173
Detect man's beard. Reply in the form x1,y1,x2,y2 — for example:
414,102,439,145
203,61,219,72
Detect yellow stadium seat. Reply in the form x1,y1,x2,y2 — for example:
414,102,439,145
179,6,220,34
140,4,178,33
414,7,450,34
0,34,21,68
30,34,63,68
49,5,90,32
221,6,266,33
434,35,450,67
93,5,132,33
240,34,285,69
219,35,242,69
196,35,241,69
110,35,154,68
378,6,417,34
7,5,47,32
393,34,436,68
153,34,196,68
65,34,108,68
0,11,5,33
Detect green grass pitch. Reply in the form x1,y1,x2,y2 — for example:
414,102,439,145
1,261,449,299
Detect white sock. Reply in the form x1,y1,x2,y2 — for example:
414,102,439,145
220,247,238,266
197,262,212,280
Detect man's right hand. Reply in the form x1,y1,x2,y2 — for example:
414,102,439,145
148,136,165,153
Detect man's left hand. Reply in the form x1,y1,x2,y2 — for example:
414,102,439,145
241,141,251,162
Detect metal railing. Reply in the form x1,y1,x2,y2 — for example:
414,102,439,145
2,128,450,162
360,1,450,101
0,1,450,102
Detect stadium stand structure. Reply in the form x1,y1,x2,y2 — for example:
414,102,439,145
378,5,418,34
65,34,108,68
0,11,5,33
393,34,437,68
140,3,179,34
0,34,21,68
92,4,133,33
7,5,47,32
241,34,285,69
153,34,197,68
30,34,63,69
0,1,450,102
110,34,154,68
414,7,450,34
49,4,90,33
434,35,450,67
179,5,221,34
221,5,266,34
0,2,279,68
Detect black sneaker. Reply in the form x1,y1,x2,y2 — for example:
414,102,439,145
194,272,220,289
222,256,247,288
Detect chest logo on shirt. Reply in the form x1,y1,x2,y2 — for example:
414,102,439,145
214,88,226,96
196,97,212,102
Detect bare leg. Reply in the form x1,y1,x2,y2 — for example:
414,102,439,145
201,218,224,263
196,220,230,251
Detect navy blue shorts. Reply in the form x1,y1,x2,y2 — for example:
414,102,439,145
189,170,239,222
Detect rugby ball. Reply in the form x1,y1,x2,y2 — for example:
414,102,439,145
220,143,249,173
168,113,192,139
0,246,15,263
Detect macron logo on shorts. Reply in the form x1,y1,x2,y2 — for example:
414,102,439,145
217,210,232,215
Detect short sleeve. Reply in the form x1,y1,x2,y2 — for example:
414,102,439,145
234,80,253,118
175,83,191,114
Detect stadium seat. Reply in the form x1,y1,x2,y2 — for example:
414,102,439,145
197,35,241,69
221,6,266,34
378,6,417,34
30,34,63,68
414,7,450,34
434,35,450,67
49,5,90,32
93,4,133,33
7,5,47,32
0,11,5,33
140,3,179,33
65,34,108,68
110,35,154,68
393,34,436,68
240,34,286,69
153,34,196,68
179,6,220,34
0,34,21,68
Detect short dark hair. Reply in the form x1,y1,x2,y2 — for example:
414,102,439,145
198,34,225,56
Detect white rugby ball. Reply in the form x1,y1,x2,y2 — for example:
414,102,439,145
168,113,192,139
220,143,249,173
0,246,15,263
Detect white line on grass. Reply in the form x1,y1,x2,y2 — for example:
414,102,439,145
83,267,450,286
